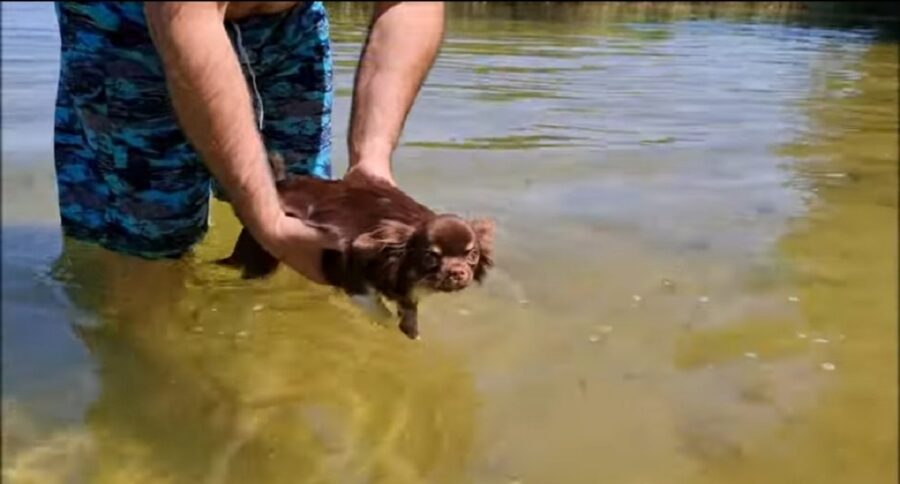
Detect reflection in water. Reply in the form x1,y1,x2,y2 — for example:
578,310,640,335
5,218,478,484
674,38,898,484
2,2,897,484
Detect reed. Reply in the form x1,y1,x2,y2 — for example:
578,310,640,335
323,1,899,29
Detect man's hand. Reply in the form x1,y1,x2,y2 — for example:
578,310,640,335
346,2,445,185
263,214,338,285
344,162,396,187
145,2,334,283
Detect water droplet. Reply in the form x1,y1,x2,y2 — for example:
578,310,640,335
211,307,218,312
796,332,808,339
190,326,204,334
744,352,758,359
588,334,600,343
253,304,265,311
632,295,642,302
698,296,710,303
824,172,847,178
597,325,613,334
812,338,829,344
787,296,799,303
236,331,248,338
821,362,836,371
661,278,676,293
518,298,530,305
458,309,471,316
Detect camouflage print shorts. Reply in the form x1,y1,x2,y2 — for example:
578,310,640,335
53,2,333,259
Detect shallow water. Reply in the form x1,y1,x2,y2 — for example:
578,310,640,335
2,2,897,483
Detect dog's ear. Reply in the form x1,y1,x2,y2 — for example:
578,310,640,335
470,217,496,282
352,220,417,255
217,228,280,279
351,220,417,288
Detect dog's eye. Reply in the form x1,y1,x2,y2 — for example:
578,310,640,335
466,249,480,265
424,251,441,270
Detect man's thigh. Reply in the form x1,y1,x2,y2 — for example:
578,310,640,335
54,2,212,259
224,1,335,184
262,2,333,180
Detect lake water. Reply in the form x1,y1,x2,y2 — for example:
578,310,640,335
2,2,897,483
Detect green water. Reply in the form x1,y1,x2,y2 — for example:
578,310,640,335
2,3,897,484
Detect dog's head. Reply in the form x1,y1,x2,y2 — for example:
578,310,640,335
352,214,496,293
414,214,495,292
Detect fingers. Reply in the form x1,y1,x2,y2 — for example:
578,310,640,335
344,164,397,188
253,215,331,284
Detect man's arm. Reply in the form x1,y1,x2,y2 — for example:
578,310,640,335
346,1,445,185
145,2,334,283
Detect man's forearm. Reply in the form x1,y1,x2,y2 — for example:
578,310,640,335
347,1,445,175
145,3,281,240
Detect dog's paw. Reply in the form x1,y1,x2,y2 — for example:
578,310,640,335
399,322,419,340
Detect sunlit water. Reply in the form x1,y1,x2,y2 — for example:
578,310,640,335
2,2,897,483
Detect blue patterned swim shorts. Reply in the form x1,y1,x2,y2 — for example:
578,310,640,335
53,2,333,259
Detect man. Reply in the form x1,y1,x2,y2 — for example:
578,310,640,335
53,2,445,284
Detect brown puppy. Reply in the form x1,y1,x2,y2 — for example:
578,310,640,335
219,162,495,340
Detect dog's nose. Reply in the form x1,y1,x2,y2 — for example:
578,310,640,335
449,267,467,281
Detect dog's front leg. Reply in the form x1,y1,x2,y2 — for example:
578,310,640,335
397,297,419,340
217,229,280,279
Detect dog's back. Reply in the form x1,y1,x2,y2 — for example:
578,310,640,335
276,175,435,242
271,175,435,293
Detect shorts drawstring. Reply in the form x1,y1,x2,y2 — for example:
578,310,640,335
230,21,265,131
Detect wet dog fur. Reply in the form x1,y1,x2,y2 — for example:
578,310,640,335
218,155,495,339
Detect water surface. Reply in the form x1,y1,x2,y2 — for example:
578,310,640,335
2,2,897,483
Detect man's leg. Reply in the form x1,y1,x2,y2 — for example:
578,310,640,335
54,2,212,260
258,1,334,180
212,1,334,189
